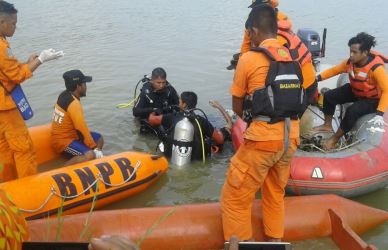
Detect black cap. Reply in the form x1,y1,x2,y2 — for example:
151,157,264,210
248,0,270,8
63,70,92,89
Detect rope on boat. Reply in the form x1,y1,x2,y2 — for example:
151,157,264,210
98,161,141,187
300,116,387,153
331,138,366,152
19,161,142,213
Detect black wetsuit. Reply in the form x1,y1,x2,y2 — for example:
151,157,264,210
159,111,215,161
132,81,179,119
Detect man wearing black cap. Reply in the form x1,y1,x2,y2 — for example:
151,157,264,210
51,70,104,166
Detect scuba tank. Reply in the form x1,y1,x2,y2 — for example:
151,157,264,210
171,117,194,167
0,82,33,120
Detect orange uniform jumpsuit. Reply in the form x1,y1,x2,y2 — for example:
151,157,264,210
221,39,301,240
0,189,29,250
0,37,37,181
51,91,97,153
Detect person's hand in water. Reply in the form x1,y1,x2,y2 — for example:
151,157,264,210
209,100,222,109
88,235,138,250
209,100,234,129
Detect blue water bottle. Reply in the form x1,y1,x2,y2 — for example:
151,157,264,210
10,85,34,120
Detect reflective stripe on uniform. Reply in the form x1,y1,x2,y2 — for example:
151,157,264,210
274,74,300,81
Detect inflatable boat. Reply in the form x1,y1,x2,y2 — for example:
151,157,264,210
288,110,388,197
27,194,388,249
213,71,388,198
0,124,169,220
223,27,388,197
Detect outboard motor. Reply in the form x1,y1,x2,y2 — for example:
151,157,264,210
297,28,321,58
297,28,325,72
171,117,194,167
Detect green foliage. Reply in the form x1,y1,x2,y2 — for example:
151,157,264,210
55,198,65,241
79,181,99,241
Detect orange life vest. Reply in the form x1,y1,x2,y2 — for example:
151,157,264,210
347,51,387,99
371,50,388,63
248,45,304,122
277,22,312,66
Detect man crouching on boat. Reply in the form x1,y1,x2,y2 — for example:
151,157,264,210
51,70,104,166
313,32,388,150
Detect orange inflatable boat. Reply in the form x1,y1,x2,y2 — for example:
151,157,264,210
0,125,169,220
27,194,388,249
29,124,61,166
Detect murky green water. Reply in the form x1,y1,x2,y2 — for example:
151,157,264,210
10,0,388,248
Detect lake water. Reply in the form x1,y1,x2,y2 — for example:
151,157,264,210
9,0,388,248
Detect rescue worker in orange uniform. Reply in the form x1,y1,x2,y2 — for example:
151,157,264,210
227,0,290,70
240,0,317,107
0,1,64,181
313,32,388,150
221,5,307,242
51,70,104,166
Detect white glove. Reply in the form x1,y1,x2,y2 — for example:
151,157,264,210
38,48,64,63
368,115,386,127
93,148,104,159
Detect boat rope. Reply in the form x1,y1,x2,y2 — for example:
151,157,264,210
299,143,326,153
331,138,366,152
97,161,141,187
19,161,142,213
300,116,386,153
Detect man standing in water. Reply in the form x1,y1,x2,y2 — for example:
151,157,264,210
133,67,179,119
313,32,388,150
221,5,305,242
0,1,63,181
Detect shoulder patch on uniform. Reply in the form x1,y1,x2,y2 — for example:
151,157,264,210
277,48,288,58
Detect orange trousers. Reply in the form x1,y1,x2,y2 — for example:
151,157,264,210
0,108,37,181
221,139,297,240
